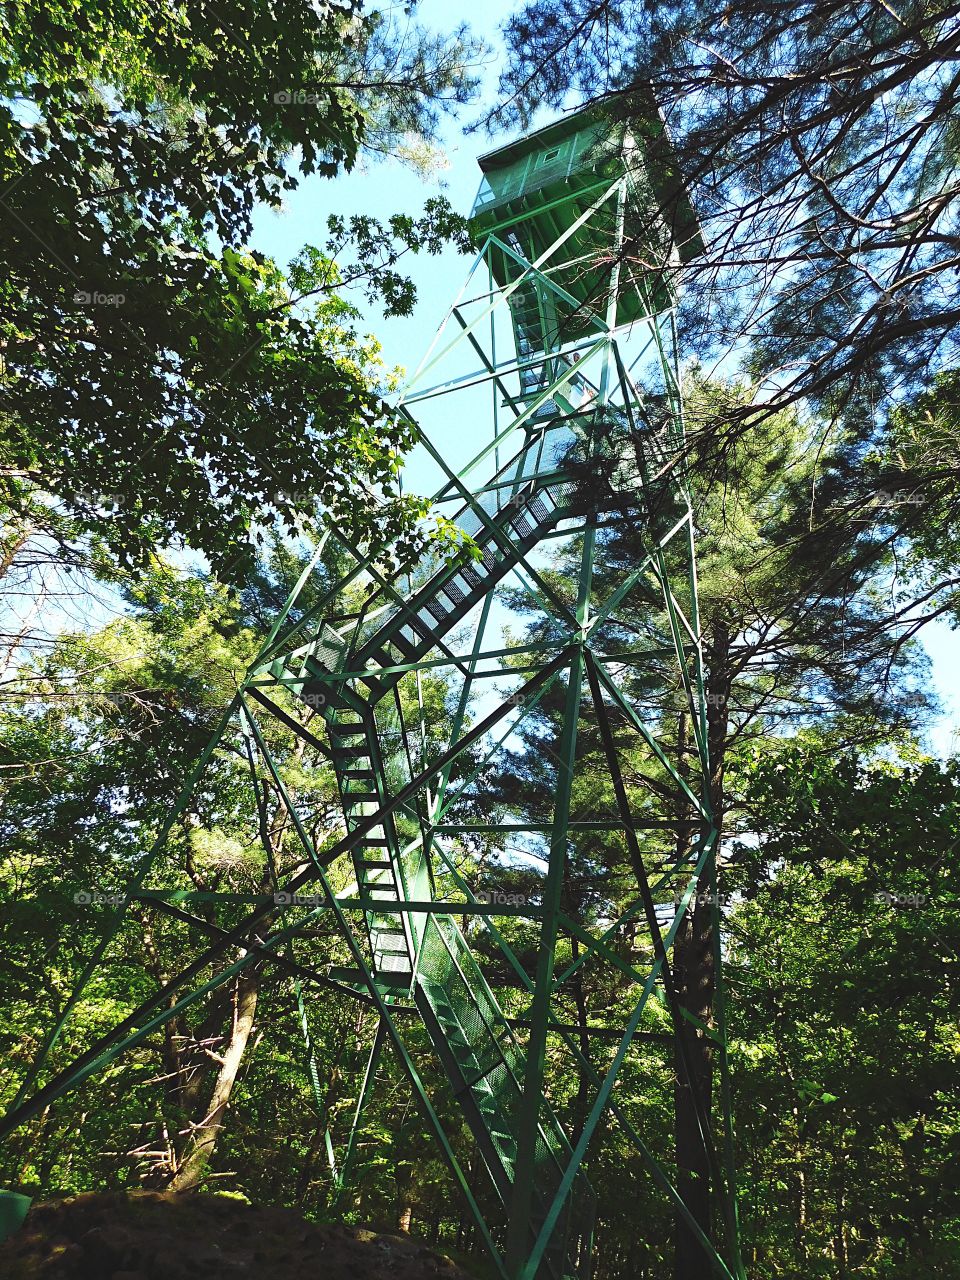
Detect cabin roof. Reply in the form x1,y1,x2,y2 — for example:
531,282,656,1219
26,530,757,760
472,88,703,264
476,107,611,174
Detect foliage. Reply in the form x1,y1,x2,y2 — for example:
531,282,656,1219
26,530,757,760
495,2,960,444
0,1,479,578
727,745,960,1277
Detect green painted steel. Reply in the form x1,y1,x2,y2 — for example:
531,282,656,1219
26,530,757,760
2,96,745,1280
0,1190,31,1244
472,97,701,331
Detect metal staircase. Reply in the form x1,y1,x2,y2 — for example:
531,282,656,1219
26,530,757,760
289,419,599,1269
231,102,706,1280
416,917,595,1277
279,410,596,1277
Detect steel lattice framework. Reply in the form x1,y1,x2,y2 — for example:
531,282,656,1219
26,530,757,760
2,103,746,1280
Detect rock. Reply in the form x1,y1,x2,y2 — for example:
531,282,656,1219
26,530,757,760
0,1192,476,1280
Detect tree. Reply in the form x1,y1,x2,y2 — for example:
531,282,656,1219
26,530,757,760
728,744,960,1278
493,2,960,452
0,536,359,1177
489,372,938,1276
0,530,475,1202
0,421,956,1273
0,1,480,580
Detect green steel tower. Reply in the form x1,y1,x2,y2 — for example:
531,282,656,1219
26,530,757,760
1,100,745,1280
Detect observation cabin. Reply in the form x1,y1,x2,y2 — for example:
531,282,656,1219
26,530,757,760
468,90,702,339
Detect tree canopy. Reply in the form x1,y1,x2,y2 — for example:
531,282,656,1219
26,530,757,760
0,0,479,578
496,2,960,446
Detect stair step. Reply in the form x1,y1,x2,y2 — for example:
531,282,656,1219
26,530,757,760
365,647,407,671
509,510,537,535
439,578,468,607
374,932,410,947
420,599,450,625
357,859,393,872
447,573,479,601
329,965,409,989
452,1049,479,1067
374,937,409,955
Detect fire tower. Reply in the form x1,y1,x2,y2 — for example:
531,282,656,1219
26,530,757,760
1,99,746,1280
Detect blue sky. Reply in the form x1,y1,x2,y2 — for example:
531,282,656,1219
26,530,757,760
248,0,523,379
245,0,959,758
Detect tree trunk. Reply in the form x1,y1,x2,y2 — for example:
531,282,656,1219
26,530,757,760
673,620,730,1280
395,1161,414,1233
673,890,716,1278
167,967,260,1191
832,1191,847,1280
0,523,32,582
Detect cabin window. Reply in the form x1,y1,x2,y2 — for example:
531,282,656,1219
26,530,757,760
540,146,562,164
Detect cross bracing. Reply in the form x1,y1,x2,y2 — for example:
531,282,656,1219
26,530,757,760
1,102,746,1280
